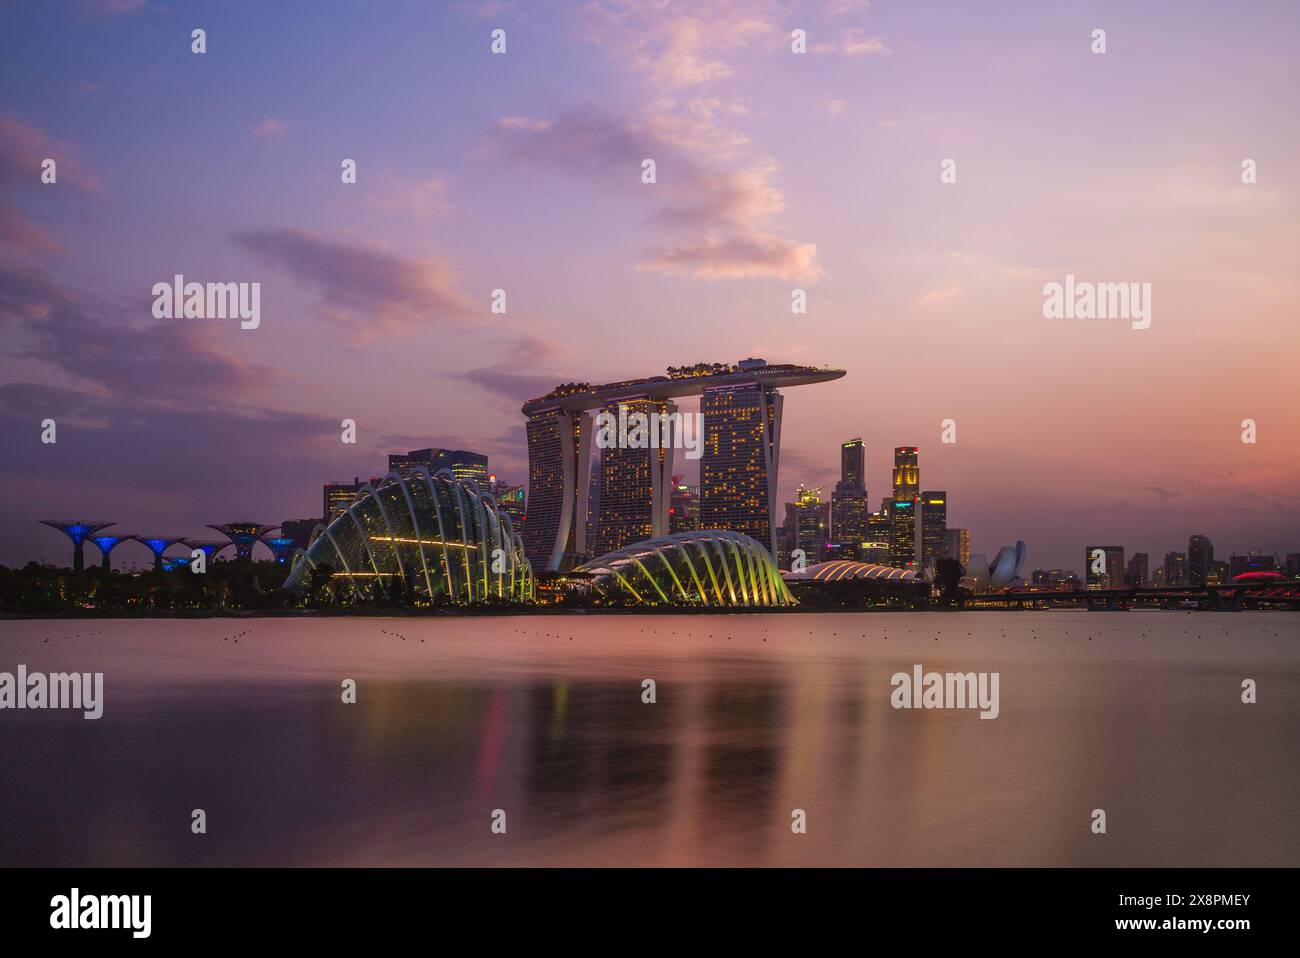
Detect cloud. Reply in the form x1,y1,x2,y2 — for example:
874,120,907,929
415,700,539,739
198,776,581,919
0,113,102,256
0,260,262,401
365,175,451,220
641,232,819,281
580,2,781,90
916,286,960,307
453,335,573,405
813,28,891,57
230,228,476,340
252,117,288,138
76,0,150,18
1144,486,1182,504
491,108,821,282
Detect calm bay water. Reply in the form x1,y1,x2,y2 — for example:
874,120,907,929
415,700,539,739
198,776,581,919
1,611,1296,867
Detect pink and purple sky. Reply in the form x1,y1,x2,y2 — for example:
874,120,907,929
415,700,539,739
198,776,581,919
1,0,1297,571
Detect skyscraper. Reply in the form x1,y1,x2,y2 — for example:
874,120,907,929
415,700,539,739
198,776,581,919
1164,550,1187,586
489,478,526,528
1126,552,1149,588
782,485,829,567
1187,534,1214,587
389,448,489,486
1085,545,1125,590
831,438,869,551
700,381,783,559
669,477,699,534
892,446,919,502
918,491,948,566
945,527,971,567
593,398,676,555
840,438,865,490
889,497,917,568
524,409,594,572
520,360,843,570
323,478,364,524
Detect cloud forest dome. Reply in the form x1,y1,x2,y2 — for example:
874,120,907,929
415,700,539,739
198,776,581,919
284,470,532,603
575,530,794,607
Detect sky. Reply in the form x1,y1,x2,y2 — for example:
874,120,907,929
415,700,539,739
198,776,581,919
1,0,1297,572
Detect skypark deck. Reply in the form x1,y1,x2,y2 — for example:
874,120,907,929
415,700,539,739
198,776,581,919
520,360,846,416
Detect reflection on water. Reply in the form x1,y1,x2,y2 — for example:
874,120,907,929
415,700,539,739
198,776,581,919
0,612,1297,866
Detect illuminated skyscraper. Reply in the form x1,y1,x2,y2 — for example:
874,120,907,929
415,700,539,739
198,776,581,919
892,447,919,502
324,478,364,524
1126,551,1149,587
1187,534,1214,587
1164,550,1187,586
700,381,783,558
840,438,865,490
945,527,971,567
782,485,829,567
521,361,843,570
918,491,948,566
831,438,869,550
489,478,526,528
594,398,677,555
669,477,699,534
889,497,917,568
524,408,594,572
1086,545,1125,590
390,448,489,487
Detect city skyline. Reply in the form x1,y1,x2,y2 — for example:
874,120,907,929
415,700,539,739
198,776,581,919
2,1,1298,572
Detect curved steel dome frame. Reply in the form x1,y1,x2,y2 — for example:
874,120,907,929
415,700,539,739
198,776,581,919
785,560,920,583
576,530,794,607
284,468,533,604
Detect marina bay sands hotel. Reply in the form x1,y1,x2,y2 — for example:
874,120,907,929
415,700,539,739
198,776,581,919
522,358,844,572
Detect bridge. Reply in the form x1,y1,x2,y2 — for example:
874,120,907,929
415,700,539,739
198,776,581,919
968,582,1300,611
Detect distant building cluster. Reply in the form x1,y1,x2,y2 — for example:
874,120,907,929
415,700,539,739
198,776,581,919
778,442,966,581
33,359,1297,608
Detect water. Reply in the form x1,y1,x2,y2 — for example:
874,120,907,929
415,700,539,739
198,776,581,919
1,612,1296,867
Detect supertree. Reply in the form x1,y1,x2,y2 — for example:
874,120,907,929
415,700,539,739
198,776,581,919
208,523,279,561
39,520,116,572
89,533,134,571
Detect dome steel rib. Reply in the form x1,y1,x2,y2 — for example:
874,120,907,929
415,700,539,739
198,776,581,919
284,469,533,604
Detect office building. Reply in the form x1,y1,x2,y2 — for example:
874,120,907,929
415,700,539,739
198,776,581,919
1187,534,1214,587
1125,552,1149,588
945,527,971,567
918,491,948,566
1085,545,1125,590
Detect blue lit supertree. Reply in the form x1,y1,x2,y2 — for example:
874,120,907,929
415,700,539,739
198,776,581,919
39,520,116,572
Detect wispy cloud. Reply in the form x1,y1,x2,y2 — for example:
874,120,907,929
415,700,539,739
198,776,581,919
491,108,820,282
231,227,476,340
0,113,102,256
365,174,451,220
813,28,890,57
251,117,288,138
0,261,261,401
